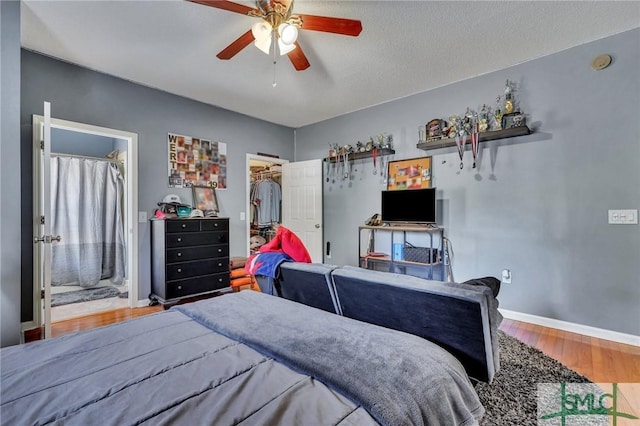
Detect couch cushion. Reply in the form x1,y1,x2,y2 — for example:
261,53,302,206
278,263,340,314
332,266,498,382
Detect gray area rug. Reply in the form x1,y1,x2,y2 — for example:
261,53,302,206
476,331,591,425
51,286,125,307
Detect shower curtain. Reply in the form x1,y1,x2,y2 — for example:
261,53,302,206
50,156,126,287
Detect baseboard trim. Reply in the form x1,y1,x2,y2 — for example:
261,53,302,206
136,299,150,308
499,309,640,347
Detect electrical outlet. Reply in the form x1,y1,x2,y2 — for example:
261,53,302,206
138,211,147,223
240,211,245,221
501,269,512,284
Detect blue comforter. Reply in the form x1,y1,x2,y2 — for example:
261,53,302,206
1,292,483,425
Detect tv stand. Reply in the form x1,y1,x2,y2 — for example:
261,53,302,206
383,222,438,229
358,225,444,280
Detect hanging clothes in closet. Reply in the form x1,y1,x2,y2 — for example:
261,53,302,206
250,175,282,228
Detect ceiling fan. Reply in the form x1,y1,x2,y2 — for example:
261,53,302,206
188,0,363,71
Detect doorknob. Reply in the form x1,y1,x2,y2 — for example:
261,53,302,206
34,235,62,244
315,224,321,229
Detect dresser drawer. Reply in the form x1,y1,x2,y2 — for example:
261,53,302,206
166,257,229,281
166,273,230,299
166,220,200,233
201,219,228,232
166,244,229,263
166,231,228,248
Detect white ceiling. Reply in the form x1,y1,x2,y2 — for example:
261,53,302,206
21,1,640,128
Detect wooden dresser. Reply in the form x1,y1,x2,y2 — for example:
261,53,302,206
150,217,230,305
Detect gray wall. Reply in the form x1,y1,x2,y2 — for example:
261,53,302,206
1,0,22,347
20,50,294,322
51,128,118,158
295,29,640,336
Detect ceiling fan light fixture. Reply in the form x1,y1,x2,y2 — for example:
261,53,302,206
252,21,272,54
278,23,298,45
254,35,272,55
278,38,296,55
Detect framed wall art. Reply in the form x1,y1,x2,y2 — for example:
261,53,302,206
168,132,227,189
386,156,432,190
192,186,219,214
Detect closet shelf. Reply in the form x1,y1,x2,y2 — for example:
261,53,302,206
324,148,395,163
416,126,531,151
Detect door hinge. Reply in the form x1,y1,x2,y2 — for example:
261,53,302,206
41,289,45,299
40,140,44,150
40,215,45,225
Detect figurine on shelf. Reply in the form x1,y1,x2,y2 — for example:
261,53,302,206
365,138,374,151
493,96,503,131
418,126,426,144
447,115,460,138
462,108,474,135
328,143,339,157
355,141,365,153
426,118,446,141
513,114,524,127
478,104,490,132
504,80,514,114
384,134,393,149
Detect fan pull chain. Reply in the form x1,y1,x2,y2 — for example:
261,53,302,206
272,30,277,88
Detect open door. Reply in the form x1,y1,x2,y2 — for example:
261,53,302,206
281,159,323,262
33,102,55,338
31,108,139,336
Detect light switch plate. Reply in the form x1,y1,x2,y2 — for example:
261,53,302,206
608,209,638,224
138,211,148,223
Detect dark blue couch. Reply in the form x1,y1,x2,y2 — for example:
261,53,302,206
255,263,501,383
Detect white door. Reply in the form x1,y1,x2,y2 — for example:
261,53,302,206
282,159,323,262
33,102,54,338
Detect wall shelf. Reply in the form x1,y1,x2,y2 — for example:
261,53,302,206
324,147,395,163
416,126,531,151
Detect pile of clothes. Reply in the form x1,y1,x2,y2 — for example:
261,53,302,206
245,226,311,278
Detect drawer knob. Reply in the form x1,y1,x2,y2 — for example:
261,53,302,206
177,237,182,242
177,252,182,257
217,248,222,253
218,263,222,267
177,285,182,290
218,278,223,282
177,268,182,273
214,223,218,227
181,224,187,228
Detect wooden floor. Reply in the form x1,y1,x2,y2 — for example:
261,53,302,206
499,318,639,383
26,307,639,384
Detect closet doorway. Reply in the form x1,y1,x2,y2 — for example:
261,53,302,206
32,115,138,334
246,154,289,256
246,155,323,262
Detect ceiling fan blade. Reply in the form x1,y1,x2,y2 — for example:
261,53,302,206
297,14,362,37
187,0,258,16
217,30,255,60
287,42,310,71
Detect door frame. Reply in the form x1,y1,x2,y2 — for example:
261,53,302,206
245,154,289,256
25,115,139,333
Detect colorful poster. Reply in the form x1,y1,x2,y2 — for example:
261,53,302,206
386,156,432,190
168,133,227,189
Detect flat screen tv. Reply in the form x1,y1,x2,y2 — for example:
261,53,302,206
381,188,436,224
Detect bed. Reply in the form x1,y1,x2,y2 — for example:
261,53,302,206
1,291,484,425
